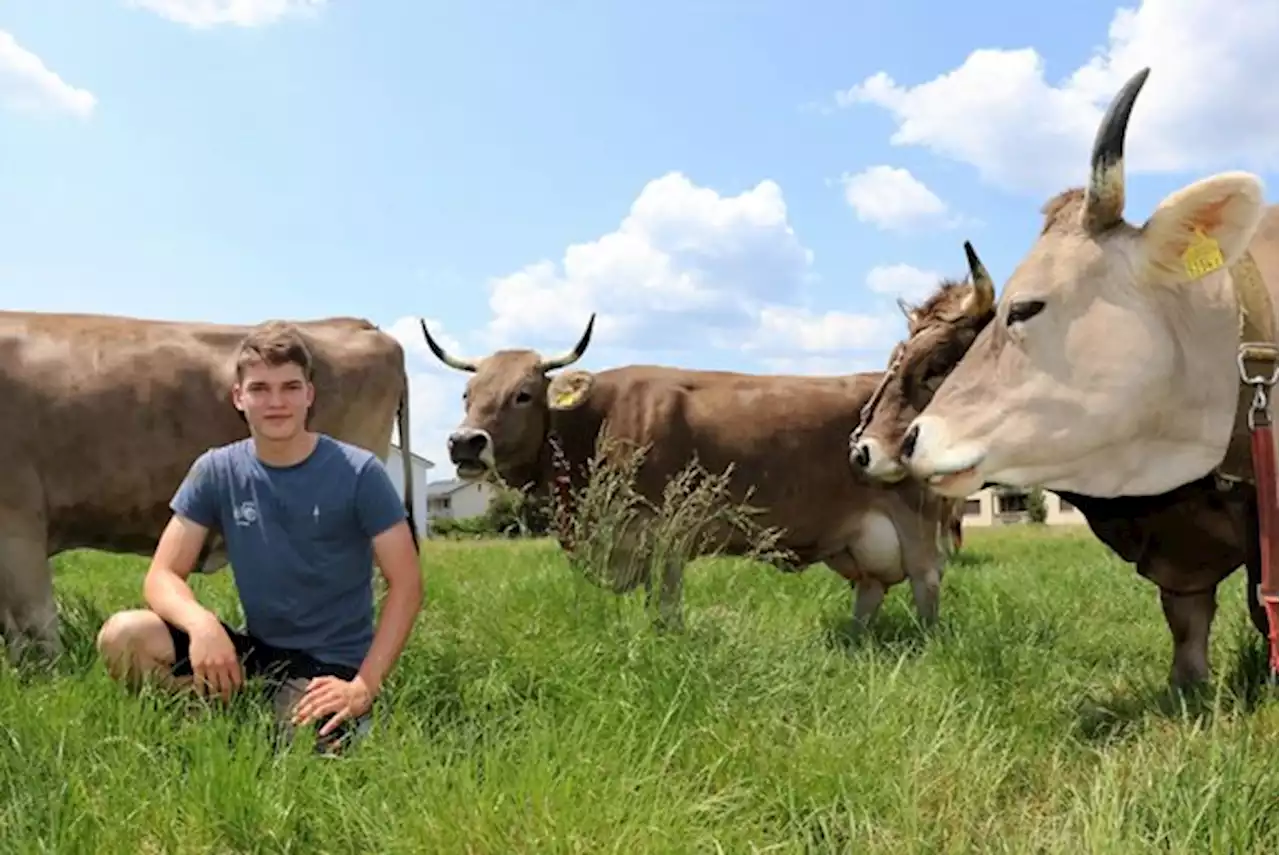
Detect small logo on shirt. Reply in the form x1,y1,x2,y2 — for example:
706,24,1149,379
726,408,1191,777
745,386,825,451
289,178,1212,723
233,501,259,527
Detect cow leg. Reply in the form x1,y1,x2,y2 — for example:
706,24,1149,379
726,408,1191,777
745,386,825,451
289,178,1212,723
909,563,942,628
0,533,60,665
897,522,943,629
652,557,685,632
828,553,886,629
1159,586,1216,688
852,579,887,629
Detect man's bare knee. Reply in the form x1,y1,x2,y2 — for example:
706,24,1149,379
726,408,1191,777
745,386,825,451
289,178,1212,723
97,610,175,685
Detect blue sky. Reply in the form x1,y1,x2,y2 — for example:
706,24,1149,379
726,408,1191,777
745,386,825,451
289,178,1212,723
2,0,1276,477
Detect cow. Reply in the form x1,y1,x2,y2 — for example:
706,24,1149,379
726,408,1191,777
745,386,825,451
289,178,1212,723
1,311,419,664
420,316,960,632
848,242,1270,688
893,67,1278,689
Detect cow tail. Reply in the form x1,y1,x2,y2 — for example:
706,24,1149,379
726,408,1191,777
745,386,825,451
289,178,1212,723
397,374,421,554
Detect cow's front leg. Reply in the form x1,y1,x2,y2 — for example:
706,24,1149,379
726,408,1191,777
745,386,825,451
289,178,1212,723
1159,586,1216,688
652,557,685,632
852,578,886,629
909,561,941,629
0,532,60,665
828,553,885,630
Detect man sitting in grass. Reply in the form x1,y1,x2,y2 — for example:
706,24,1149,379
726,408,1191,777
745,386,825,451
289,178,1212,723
96,321,423,754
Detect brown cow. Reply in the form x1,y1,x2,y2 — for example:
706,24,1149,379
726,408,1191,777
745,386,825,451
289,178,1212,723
422,317,958,631
849,243,1268,688
2,311,419,663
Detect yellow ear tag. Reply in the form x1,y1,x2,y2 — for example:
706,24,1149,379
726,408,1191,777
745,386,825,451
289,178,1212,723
553,388,581,408
1182,228,1225,279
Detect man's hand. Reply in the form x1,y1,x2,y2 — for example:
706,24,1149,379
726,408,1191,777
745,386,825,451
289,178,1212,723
291,675,375,736
188,615,242,702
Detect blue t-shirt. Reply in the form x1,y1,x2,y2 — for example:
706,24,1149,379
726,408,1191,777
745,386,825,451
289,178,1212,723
170,434,408,669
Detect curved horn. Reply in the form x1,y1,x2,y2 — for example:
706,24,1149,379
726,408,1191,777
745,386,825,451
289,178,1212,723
419,318,478,373
1084,67,1150,233
538,313,596,372
960,240,995,317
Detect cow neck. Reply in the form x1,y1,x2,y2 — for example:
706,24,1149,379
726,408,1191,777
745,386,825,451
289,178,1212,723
1223,244,1280,682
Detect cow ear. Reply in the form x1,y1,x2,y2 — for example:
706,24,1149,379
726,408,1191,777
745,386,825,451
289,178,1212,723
547,369,594,410
1139,171,1266,286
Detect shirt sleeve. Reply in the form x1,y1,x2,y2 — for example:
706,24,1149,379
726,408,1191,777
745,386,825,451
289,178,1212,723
170,450,221,529
355,457,409,539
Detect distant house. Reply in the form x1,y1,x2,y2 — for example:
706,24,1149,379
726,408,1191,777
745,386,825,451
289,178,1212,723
427,477,499,521
957,486,1085,527
384,441,434,540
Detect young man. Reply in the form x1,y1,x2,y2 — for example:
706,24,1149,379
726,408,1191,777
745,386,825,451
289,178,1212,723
96,321,423,753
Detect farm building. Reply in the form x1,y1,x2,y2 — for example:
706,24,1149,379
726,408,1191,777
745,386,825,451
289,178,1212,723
957,486,1086,527
385,441,434,540
427,478,500,521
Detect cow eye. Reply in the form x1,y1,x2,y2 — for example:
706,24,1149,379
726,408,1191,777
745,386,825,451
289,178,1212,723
514,390,533,406
1006,299,1045,326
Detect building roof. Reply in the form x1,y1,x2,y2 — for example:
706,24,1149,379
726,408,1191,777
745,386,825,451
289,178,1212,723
426,477,492,497
388,440,434,469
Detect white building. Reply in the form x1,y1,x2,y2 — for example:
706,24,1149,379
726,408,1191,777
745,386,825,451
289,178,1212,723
384,441,434,540
956,486,1086,527
427,477,499,521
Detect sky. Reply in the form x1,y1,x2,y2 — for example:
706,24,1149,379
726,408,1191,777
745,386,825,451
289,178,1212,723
2,0,1277,480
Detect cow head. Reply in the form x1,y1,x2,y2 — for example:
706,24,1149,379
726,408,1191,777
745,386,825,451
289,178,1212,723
422,315,596,484
849,242,996,483
899,67,1269,499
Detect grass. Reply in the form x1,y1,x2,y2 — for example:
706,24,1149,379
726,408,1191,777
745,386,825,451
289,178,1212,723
1,526,1276,854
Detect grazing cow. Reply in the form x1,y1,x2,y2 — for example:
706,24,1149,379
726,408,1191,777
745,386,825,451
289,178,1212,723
1,311,419,662
849,243,1269,687
421,317,958,630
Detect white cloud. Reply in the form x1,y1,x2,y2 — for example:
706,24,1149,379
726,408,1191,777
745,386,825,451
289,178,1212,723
865,263,941,303
836,0,1279,195
126,0,325,28
483,171,821,352
0,30,96,118
741,305,897,354
840,165,950,230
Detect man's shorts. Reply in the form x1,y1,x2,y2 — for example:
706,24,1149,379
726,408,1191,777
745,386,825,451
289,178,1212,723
163,618,369,755
163,618,358,683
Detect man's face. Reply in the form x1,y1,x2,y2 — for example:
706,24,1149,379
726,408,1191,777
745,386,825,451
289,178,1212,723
232,360,314,441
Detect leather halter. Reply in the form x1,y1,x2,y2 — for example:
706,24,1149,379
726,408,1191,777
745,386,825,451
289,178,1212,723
1211,248,1279,678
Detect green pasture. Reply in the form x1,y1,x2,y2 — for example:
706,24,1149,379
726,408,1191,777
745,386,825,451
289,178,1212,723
1,525,1276,854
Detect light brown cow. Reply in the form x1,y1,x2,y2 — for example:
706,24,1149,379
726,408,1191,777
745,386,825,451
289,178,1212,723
900,67,1278,503
2,311,418,662
422,317,957,631
851,243,1269,687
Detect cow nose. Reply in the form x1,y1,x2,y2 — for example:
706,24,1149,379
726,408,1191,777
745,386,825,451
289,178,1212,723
447,429,488,461
852,442,870,468
900,424,920,460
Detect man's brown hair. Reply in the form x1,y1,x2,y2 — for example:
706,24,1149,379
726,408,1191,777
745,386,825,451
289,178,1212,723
234,320,314,383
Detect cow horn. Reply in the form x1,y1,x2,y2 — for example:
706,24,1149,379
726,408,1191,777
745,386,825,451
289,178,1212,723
960,240,995,317
419,318,478,373
1084,67,1149,233
538,313,596,372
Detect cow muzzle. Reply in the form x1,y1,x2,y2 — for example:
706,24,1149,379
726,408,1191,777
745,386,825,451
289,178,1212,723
448,427,495,480
849,435,907,482
901,416,986,497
